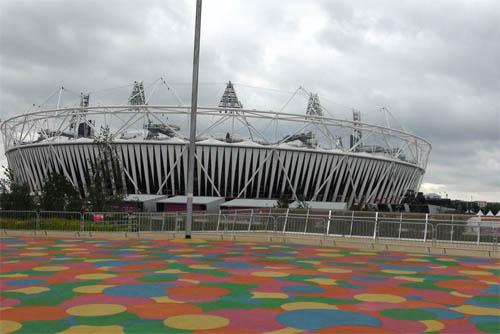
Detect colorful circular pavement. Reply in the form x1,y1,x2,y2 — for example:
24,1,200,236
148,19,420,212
0,236,499,333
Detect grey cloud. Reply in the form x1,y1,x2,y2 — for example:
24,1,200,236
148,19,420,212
0,0,498,201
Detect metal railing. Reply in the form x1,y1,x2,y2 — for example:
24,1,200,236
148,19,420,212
0,210,498,248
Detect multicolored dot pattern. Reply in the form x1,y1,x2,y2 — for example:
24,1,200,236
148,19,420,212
0,236,499,333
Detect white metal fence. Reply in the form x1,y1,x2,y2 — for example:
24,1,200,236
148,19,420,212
0,210,498,248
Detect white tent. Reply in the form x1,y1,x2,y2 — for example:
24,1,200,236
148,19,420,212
486,210,494,216
476,210,484,216
496,211,500,217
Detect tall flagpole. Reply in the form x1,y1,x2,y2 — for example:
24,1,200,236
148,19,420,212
186,0,202,239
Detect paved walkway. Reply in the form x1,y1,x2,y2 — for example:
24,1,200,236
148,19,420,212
0,236,499,333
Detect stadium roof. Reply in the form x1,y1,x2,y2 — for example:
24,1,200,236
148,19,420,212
222,199,277,208
123,194,168,202
157,196,225,205
289,201,347,210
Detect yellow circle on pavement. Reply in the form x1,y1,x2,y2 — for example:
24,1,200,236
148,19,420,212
251,271,289,277
66,304,126,317
459,270,493,276
76,273,116,280
318,268,352,274
0,320,22,334
73,285,115,294
354,293,406,303
281,302,337,310
164,314,229,330
58,325,124,334
33,266,69,272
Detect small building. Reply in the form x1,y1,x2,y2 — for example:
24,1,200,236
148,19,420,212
289,201,347,211
156,196,225,213
221,199,278,211
122,194,168,212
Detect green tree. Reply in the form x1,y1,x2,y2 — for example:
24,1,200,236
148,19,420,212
40,173,82,211
85,126,125,211
275,193,290,208
0,167,36,210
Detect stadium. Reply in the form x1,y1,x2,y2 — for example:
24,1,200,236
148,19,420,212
0,81,431,208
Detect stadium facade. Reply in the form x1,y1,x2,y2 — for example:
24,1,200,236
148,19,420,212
0,82,431,208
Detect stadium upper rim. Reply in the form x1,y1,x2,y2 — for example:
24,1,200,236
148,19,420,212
1,104,431,170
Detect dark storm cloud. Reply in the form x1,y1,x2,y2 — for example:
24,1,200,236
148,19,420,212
0,0,498,200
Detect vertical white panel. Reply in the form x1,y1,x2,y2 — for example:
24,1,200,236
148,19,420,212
210,146,217,196
312,153,328,201
75,145,88,194
280,150,292,193
174,145,183,193
357,159,376,205
182,144,188,194
203,146,210,195
340,158,356,203
365,161,383,203
322,155,337,201
196,145,203,195
230,147,238,196
332,157,348,202
255,149,266,198
237,148,246,196
268,150,279,198
217,146,224,194
303,153,317,197
154,145,162,194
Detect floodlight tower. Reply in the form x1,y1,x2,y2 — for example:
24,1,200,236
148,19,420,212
350,109,362,150
219,81,243,111
129,81,146,106
306,93,323,117
219,81,243,139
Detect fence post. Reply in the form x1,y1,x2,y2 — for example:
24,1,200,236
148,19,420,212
349,211,354,237
326,210,332,236
216,209,221,232
175,212,179,232
80,212,85,234
232,211,237,233
372,211,378,239
398,212,402,239
282,208,289,233
423,213,428,242
284,208,289,233
268,208,272,232
450,215,454,243
304,209,310,234
248,209,253,231
477,222,481,245
35,210,40,234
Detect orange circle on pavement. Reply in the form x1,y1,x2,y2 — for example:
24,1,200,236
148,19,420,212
168,286,230,301
1,306,66,322
435,279,488,291
317,326,398,334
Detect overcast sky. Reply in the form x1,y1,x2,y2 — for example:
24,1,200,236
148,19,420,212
0,0,499,201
